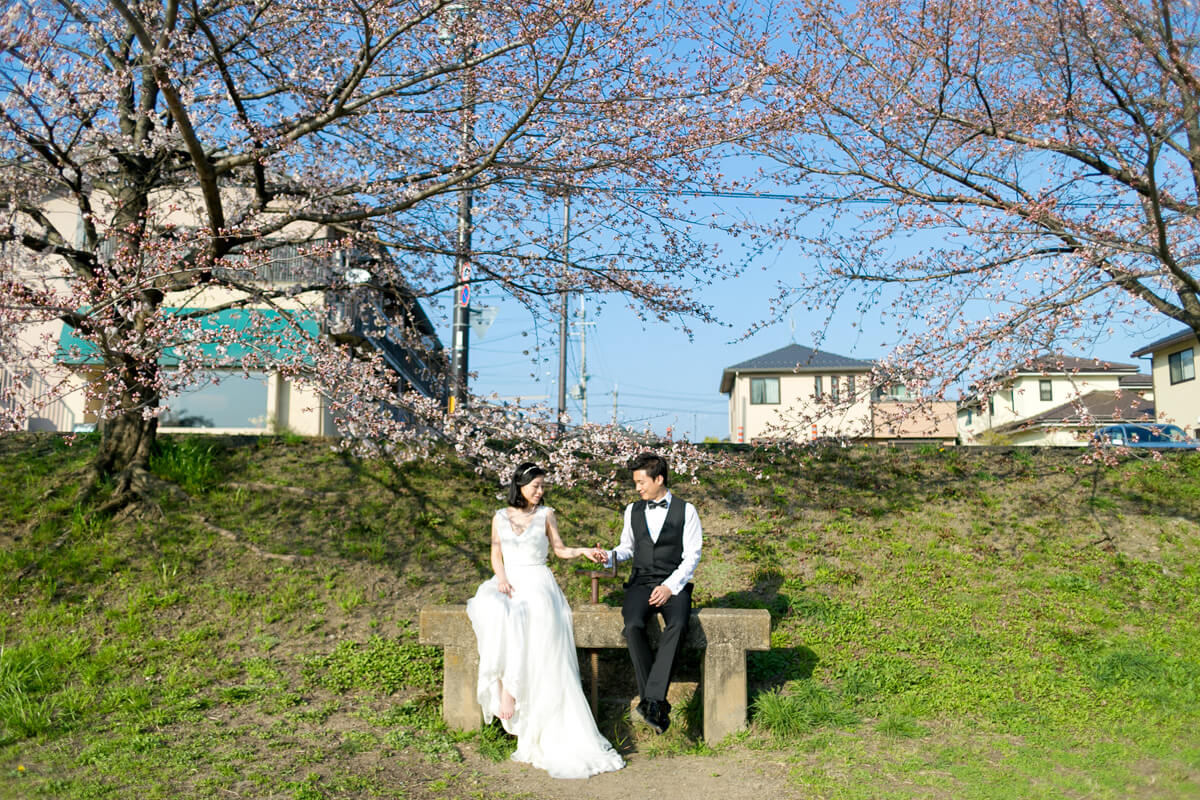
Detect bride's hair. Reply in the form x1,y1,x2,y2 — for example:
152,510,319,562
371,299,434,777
508,462,546,508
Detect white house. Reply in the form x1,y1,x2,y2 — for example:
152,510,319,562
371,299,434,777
957,355,1153,446
719,343,956,444
1131,328,1200,438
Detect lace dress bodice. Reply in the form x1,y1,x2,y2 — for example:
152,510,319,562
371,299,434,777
495,506,551,568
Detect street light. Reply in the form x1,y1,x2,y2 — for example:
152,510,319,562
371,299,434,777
438,2,474,414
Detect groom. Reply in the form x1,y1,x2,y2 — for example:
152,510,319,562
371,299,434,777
603,452,703,734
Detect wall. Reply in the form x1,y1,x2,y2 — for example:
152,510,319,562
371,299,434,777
727,371,873,442
1150,335,1200,436
872,400,957,440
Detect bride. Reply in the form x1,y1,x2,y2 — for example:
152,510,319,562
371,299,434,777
466,461,625,779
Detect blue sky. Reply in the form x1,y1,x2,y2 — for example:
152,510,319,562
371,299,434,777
428,196,1177,442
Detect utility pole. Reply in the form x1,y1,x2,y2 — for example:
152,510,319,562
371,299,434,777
579,293,588,423
557,194,570,431
611,382,618,427
448,152,472,413
442,3,473,414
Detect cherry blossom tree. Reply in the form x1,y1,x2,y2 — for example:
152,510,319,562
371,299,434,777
0,0,765,502
747,0,1200,400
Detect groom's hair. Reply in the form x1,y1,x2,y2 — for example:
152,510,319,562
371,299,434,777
628,452,669,487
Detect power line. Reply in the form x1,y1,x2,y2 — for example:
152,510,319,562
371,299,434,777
504,180,1140,209
619,402,726,415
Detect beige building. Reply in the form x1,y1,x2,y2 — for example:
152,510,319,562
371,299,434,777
2,191,444,436
1131,328,1200,438
718,344,956,444
957,356,1153,446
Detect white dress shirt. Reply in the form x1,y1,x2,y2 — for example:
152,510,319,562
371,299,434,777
608,491,702,596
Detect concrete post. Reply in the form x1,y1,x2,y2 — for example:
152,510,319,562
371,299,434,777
418,605,481,730
702,643,748,743
441,644,481,731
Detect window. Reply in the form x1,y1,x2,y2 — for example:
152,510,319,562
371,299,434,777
872,383,914,402
161,371,270,429
966,408,974,425
1039,379,1052,401
830,376,840,403
1169,348,1195,385
750,377,780,405
988,396,995,416
846,375,856,398
814,375,823,399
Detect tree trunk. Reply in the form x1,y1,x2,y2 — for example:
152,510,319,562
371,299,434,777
87,363,162,508
95,410,158,486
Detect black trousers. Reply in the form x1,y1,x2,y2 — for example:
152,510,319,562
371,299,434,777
622,581,692,703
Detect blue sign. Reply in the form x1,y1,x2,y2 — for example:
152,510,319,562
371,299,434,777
459,285,470,306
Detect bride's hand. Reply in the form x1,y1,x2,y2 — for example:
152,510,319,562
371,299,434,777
497,578,514,597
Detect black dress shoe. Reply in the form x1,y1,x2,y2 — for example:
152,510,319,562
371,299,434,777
637,699,666,734
657,700,671,733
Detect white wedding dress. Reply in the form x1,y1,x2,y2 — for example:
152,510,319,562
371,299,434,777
466,506,625,779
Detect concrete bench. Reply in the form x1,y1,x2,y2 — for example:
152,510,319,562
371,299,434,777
418,604,770,744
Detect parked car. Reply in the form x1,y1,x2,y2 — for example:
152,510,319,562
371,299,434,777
1092,423,1200,449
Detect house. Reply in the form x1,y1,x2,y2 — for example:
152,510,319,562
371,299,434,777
718,343,956,444
1131,328,1200,438
957,355,1153,446
987,388,1154,446
3,192,444,436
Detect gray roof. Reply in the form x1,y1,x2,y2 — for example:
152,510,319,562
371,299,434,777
1011,354,1139,373
1130,327,1198,358
720,343,873,394
1119,373,1153,388
994,390,1154,433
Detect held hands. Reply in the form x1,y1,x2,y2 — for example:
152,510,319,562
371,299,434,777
583,545,609,564
648,584,673,607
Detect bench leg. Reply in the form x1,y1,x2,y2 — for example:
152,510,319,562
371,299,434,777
441,644,482,731
702,643,748,744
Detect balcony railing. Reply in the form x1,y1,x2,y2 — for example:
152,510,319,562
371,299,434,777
327,293,445,400
1,364,77,432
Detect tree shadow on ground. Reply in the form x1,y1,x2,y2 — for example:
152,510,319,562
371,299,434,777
708,568,819,702
210,441,493,585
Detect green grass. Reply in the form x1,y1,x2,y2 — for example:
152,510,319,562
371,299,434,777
148,435,222,493
2,435,1200,798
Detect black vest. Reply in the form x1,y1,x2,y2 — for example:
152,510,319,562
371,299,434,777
629,497,686,586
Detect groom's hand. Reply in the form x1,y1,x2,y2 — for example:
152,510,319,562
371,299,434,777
648,585,673,606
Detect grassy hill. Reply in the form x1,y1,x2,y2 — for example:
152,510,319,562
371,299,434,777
1,434,1199,799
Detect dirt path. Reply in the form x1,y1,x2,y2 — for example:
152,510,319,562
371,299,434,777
456,747,797,800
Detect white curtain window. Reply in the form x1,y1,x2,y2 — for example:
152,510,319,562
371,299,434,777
750,377,780,405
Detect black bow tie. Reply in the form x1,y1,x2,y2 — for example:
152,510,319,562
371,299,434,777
646,499,668,509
